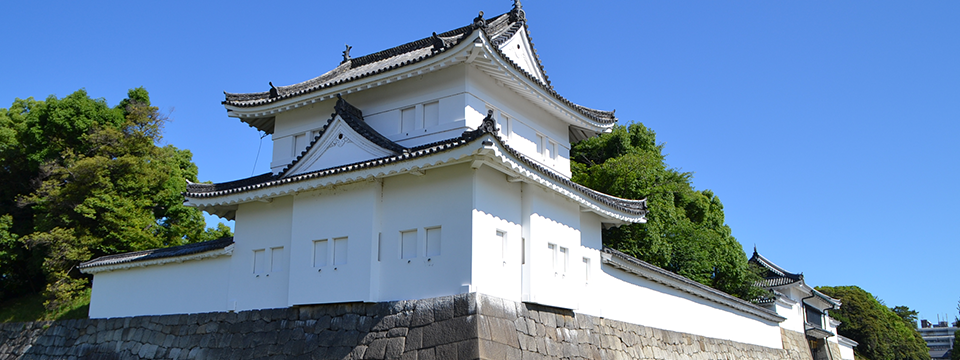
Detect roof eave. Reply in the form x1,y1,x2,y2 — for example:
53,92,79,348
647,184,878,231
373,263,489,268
79,244,235,274
471,34,616,133
185,133,645,224
222,36,480,134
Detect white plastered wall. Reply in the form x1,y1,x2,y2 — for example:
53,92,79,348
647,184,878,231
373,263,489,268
87,255,231,318
287,181,379,305
465,65,572,177
468,169,783,348
377,164,474,301
470,165,524,302
228,196,293,311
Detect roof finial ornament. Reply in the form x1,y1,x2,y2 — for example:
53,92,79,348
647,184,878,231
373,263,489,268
477,109,499,134
341,44,353,64
268,82,279,98
511,0,525,22
473,11,487,29
431,32,445,53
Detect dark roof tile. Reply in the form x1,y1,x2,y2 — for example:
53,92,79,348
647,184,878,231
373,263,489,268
79,237,234,270
186,106,645,216
223,4,614,126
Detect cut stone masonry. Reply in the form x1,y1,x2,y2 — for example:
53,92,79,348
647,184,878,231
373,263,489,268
1,293,807,360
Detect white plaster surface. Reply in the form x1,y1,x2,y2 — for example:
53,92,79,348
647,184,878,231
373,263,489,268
87,254,230,318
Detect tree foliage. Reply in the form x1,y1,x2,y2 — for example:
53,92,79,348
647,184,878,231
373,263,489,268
893,305,920,328
817,286,930,360
0,88,231,309
570,123,762,299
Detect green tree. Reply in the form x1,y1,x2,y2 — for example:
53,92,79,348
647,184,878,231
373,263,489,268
818,286,930,360
571,123,762,299
0,88,231,309
893,305,920,328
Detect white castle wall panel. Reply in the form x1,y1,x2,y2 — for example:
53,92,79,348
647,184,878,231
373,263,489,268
228,196,294,311
471,165,524,302
288,181,379,305
377,164,474,302
87,255,230,318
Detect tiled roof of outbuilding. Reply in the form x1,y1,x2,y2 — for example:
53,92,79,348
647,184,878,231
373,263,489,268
186,103,646,217
222,4,615,126
78,237,234,270
748,249,804,288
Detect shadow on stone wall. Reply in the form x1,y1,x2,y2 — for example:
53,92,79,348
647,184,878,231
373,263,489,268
1,293,809,360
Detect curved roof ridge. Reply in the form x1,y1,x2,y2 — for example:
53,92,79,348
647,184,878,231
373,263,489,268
749,249,804,288
185,114,646,217
276,95,407,178
222,5,614,125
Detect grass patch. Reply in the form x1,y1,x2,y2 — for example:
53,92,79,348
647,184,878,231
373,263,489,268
0,289,90,323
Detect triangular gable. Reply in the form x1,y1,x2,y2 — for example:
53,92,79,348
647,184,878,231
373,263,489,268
280,96,406,178
496,26,546,84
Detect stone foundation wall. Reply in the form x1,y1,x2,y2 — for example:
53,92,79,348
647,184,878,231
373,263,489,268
1,293,806,360
781,328,814,360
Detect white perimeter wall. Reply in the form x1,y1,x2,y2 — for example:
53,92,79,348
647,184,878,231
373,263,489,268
470,169,784,349
228,196,293,311
87,255,230,318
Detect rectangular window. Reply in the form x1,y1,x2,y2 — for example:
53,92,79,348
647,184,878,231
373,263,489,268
548,141,557,161
423,101,440,128
426,227,441,257
313,239,328,267
270,247,284,273
537,134,545,156
583,257,591,283
293,133,307,157
503,115,512,140
401,107,416,133
333,237,348,265
547,243,556,271
544,140,553,161
521,237,526,265
497,231,507,260
253,249,266,274
559,247,569,274
401,230,417,259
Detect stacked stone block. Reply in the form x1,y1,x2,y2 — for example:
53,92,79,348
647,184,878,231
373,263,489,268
1,293,810,359
475,294,807,360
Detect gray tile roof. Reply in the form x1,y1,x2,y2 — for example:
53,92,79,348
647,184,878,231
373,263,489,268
276,94,407,178
222,4,615,127
78,237,234,270
748,249,803,288
186,100,646,217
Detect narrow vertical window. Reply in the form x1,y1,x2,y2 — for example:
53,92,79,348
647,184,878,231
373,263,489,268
401,230,417,259
559,247,569,274
548,141,557,161
426,227,441,257
253,249,265,274
583,257,591,284
423,101,440,128
521,237,526,265
537,134,545,156
377,233,382,262
544,139,553,161
333,237,348,265
547,243,557,271
270,247,284,273
401,107,416,133
313,240,328,267
497,231,507,261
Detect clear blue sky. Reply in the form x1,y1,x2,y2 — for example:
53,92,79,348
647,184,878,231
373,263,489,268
3,1,957,323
